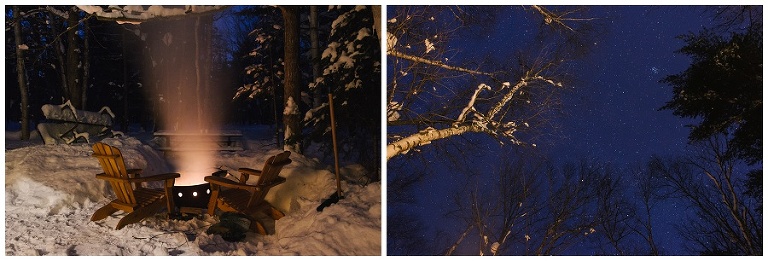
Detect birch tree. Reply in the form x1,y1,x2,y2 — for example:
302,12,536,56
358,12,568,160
387,6,604,256
386,6,598,161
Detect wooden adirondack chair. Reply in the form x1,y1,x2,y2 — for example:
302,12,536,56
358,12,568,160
204,151,291,235
91,142,180,229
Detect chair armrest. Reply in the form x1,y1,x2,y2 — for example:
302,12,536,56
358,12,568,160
238,168,262,176
126,169,144,189
205,175,285,191
237,168,262,183
205,176,258,192
264,176,287,189
132,172,180,183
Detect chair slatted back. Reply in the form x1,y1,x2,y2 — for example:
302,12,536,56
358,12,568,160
251,151,291,206
92,143,136,206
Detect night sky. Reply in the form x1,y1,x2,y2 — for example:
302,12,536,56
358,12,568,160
388,6,738,255
544,6,712,254
548,6,706,167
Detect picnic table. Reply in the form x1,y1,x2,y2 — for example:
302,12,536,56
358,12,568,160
153,130,243,152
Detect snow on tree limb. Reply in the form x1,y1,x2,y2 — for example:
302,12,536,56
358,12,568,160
387,74,563,161
388,49,494,76
76,5,228,24
486,80,528,124
486,76,561,122
45,6,70,19
387,124,482,161
456,84,491,123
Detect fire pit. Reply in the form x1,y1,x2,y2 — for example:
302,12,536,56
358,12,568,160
172,183,212,210
171,170,227,216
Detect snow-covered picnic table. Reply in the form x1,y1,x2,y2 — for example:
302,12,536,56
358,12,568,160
36,101,117,145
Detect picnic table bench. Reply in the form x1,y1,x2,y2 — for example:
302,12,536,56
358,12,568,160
153,130,244,152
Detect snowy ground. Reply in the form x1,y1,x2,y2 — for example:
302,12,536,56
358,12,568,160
3,124,381,256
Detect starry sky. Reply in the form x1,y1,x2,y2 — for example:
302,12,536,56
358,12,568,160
388,5,731,255
548,6,707,167
545,6,712,254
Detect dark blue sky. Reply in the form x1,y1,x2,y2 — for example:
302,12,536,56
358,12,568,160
392,6,727,255
545,8,713,253
548,6,707,167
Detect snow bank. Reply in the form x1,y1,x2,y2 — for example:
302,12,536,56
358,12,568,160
5,131,381,255
4,137,171,215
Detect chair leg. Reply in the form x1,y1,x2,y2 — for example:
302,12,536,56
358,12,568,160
115,199,164,230
250,219,267,235
267,206,285,220
91,204,119,221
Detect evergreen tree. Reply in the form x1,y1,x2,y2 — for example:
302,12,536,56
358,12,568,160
232,7,285,125
308,6,381,179
661,10,762,210
661,27,762,165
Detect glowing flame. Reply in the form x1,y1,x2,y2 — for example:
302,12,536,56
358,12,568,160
172,149,217,185
146,17,223,186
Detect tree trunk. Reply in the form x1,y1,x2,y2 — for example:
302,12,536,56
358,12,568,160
280,6,302,153
65,8,82,108
51,15,68,102
310,6,322,108
121,29,129,131
81,18,90,110
371,5,381,41
14,6,29,140
270,44,280,148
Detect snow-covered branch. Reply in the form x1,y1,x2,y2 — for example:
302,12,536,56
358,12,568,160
387,80,514,160
456,84,491,123
388,49,494,76
487,76,561,122
77,5,229,24
387,74,563,161
45,6,70,19
387,124,482,160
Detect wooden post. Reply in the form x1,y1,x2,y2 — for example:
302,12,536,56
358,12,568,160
328,93,342,197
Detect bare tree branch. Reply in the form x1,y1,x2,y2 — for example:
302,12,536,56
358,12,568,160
387,75,562,160
531,5,600,31
388,49,494,76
